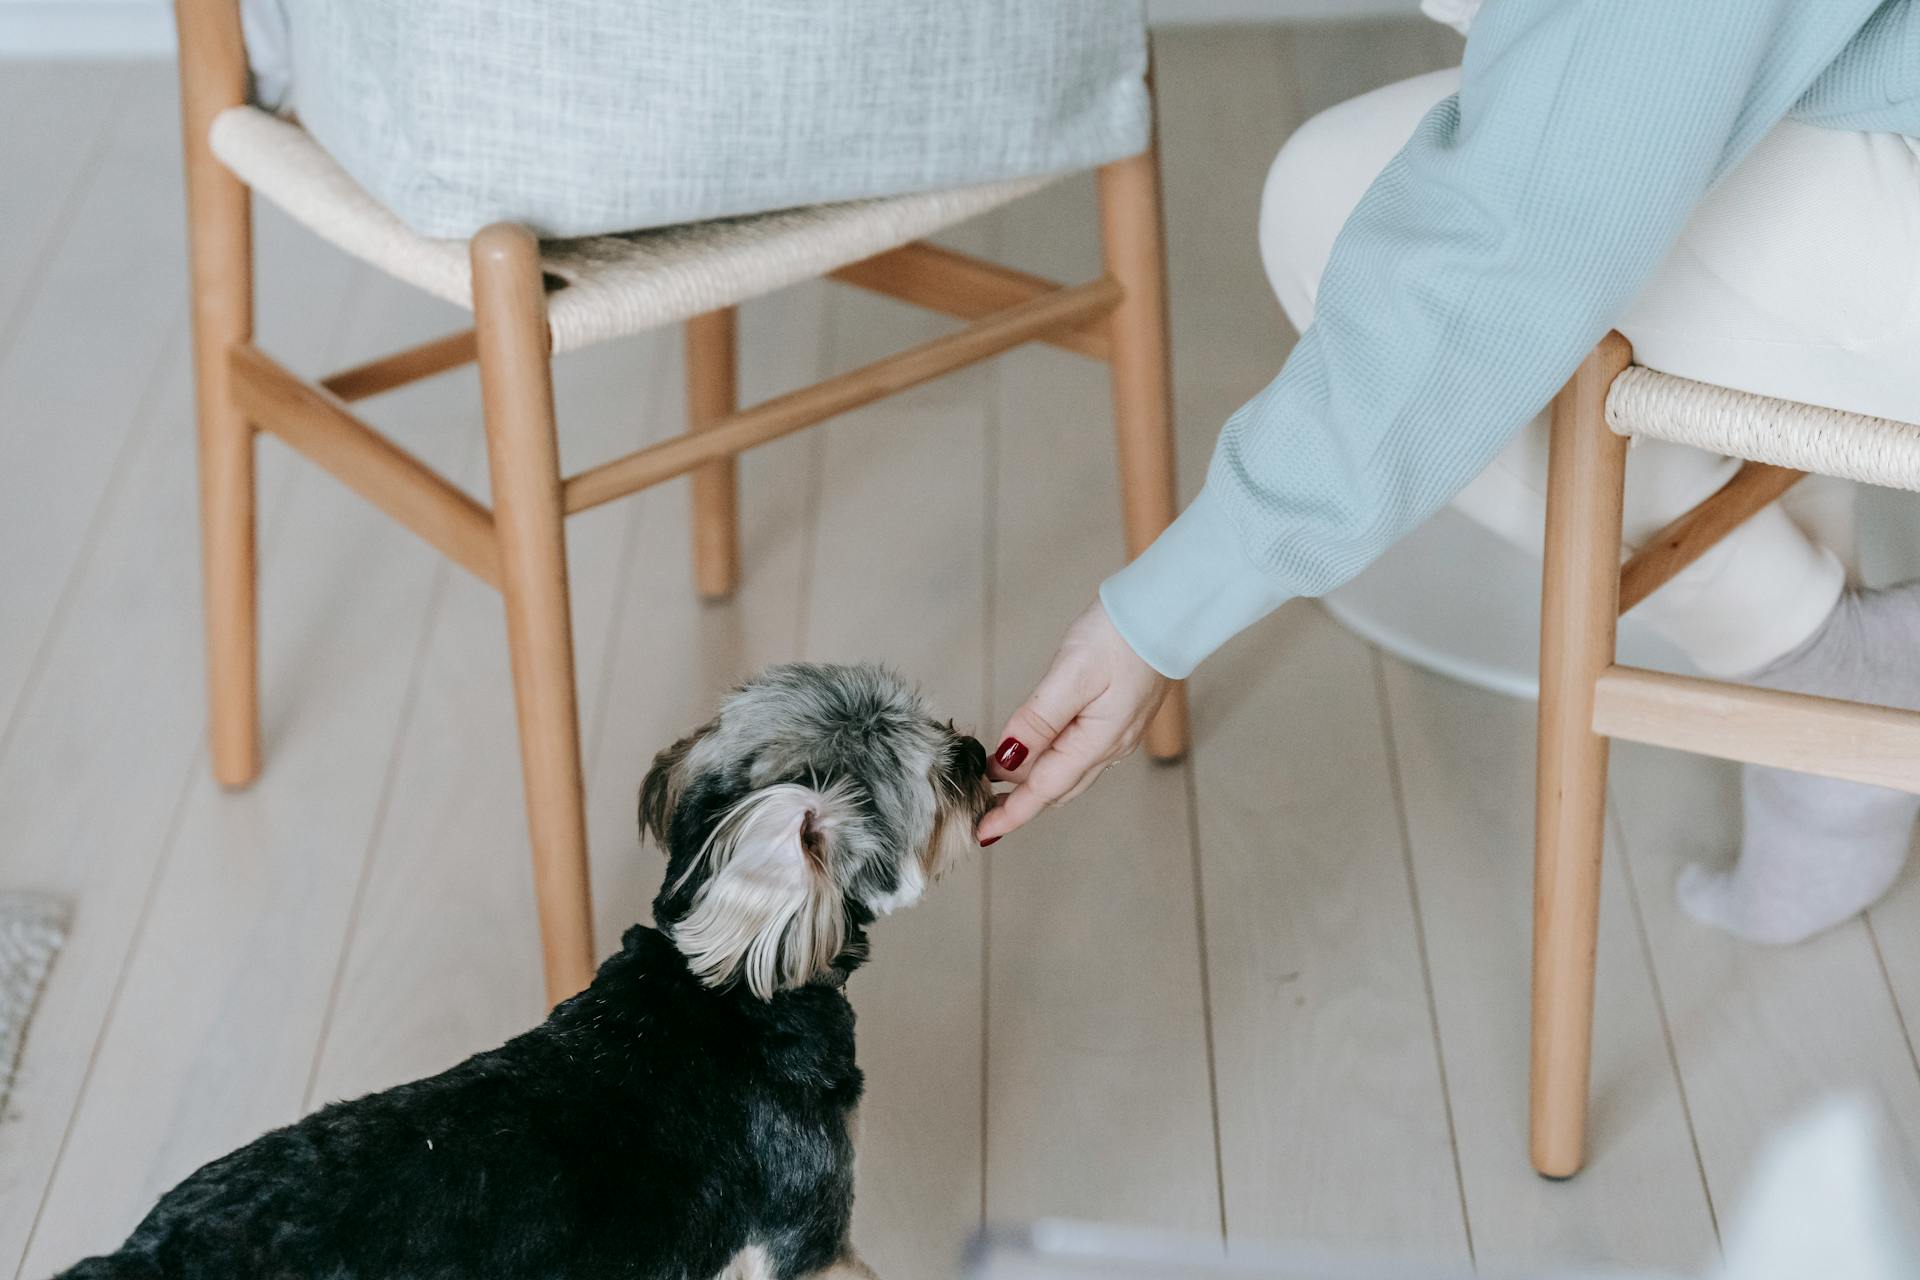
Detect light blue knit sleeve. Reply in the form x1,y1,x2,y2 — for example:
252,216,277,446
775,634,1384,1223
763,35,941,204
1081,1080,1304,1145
1101,0,1888,680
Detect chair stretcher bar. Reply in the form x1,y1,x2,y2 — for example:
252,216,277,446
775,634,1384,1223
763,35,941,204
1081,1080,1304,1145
321,329,481,402
229,343,502,586
1616,459,1804,614
829,241,1112,360
1592,665,1920,793
231,271,1120,579
562,273,1123,515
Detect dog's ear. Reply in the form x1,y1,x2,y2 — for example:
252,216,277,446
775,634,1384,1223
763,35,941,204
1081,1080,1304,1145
669,780,857,999
638,721,710,852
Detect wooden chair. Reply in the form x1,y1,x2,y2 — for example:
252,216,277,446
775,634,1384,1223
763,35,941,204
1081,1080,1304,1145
1531,331,1920,1177
173,0,1190,1007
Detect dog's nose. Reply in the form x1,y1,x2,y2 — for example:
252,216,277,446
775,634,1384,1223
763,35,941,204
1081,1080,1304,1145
958,736,988,775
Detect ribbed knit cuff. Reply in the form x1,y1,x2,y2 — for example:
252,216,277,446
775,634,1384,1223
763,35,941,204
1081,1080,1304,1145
1098,488,1294,680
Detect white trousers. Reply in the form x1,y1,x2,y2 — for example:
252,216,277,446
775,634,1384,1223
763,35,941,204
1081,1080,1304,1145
1260,69,1920,676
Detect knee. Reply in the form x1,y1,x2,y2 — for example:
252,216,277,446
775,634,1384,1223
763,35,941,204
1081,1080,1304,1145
1257,68,1463,330
1258,111,1353,329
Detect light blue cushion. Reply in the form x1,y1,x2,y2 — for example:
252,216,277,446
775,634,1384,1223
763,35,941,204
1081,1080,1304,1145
241,0,1149,239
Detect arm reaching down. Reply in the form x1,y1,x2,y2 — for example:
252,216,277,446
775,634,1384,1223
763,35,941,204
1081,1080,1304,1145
984,0,1895,841
1102,0,1890,679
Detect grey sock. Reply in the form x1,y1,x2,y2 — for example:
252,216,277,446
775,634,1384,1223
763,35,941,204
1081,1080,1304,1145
1678,583,1920,945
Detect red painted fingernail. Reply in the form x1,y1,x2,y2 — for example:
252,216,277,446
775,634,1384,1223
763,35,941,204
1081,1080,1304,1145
994,738,1028,771
979,835,1002,847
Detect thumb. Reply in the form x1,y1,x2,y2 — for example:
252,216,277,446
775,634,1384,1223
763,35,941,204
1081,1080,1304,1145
989,661,1100,783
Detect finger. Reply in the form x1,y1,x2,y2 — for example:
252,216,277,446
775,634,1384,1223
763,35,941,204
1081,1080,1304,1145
975,779,1051,843
988,663,1099,783
977,737,1102,841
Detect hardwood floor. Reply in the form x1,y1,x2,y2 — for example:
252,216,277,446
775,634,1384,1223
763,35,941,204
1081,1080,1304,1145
6,22,1919,1279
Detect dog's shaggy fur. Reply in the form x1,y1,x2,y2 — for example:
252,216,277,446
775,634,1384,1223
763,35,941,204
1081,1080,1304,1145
55,663,992,1280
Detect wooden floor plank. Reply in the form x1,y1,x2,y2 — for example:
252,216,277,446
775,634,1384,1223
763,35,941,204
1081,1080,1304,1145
0,151,368,1280
0,345,216,1279
0,306,353,1280
984,171,1220,1240
1608,742,1920,1231
1828,489,1920,1142
1146,29,1471,1258
1380,659,1718,1272
301,326,685,1104
789,215,995,1278
1153,23,1297,481
0,64,194,741
0,64,126,354
1285,19,1464,123
1195,606,1471,1258
18,272,478,1276
1860,857,1920,1088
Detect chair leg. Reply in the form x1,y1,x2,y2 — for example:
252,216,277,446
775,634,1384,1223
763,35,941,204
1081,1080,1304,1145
1531,332,1633,1179
177,0,259,789
685,307,740,600
1098,141,1189,763
472,224,596,1006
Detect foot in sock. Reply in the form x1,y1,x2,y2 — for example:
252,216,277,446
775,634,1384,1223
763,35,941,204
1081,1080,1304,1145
1678,582,1920,945
1679,764,1916,945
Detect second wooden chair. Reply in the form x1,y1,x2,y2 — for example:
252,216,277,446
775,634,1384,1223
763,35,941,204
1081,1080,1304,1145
1531,331,1920,1177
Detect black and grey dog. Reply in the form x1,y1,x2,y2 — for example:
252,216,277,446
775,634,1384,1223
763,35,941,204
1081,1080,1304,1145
58,663,993,1280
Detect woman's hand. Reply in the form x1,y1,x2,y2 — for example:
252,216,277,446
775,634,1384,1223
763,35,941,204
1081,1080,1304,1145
975,599,1169,845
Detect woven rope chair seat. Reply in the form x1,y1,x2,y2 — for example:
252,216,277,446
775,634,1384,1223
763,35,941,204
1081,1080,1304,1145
1606,365,1920,492
209,106,1050,354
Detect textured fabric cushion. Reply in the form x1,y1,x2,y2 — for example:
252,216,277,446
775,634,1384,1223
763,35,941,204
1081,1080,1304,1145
240,0,1149,240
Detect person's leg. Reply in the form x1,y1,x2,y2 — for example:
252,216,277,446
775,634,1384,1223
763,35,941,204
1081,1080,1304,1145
1259,69,1845,677
1259,70,1461,329
1439,431,1914,950
1445,423,1846,677
1682,589,1920,944
1611,117,1920,943
1260,74,1920,943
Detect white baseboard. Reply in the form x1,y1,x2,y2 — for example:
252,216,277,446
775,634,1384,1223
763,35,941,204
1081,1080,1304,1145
0,0,1422,60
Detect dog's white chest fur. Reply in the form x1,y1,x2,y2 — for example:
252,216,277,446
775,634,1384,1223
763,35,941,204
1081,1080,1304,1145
715,1243,878,1280
715,1244,777,1280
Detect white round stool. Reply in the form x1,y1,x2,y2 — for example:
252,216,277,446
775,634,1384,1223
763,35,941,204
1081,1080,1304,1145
1324,489,1920,700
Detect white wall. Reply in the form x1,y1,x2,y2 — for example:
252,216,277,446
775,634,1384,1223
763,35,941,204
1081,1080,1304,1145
1,0,1424,59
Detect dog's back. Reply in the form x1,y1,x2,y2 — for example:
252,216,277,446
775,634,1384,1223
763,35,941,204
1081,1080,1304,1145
56,925,863,1280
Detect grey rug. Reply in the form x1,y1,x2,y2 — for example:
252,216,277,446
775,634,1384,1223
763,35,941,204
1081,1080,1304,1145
0,894,67,1118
